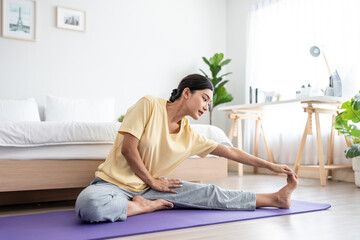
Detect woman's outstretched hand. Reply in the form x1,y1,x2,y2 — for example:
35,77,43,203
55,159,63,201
149,177,183,193
269,163,299,178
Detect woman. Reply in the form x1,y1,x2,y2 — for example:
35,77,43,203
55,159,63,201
75,74,298,223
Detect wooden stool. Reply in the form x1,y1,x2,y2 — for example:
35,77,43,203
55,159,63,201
228,110,275,176
293,100,352,186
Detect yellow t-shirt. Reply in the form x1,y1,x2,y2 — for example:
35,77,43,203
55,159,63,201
95,95,219,192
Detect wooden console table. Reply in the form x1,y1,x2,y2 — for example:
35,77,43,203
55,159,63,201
219,96,351,184
293,99,352,186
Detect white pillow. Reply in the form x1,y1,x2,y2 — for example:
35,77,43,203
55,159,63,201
45,95,115,122
0,98,41,122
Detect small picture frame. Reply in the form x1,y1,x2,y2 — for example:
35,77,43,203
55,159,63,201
56,6,86,32
263,91,275,103
1,0,37,41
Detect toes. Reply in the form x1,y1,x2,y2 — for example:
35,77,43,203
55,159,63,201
166,203,174,209
162,200,174,208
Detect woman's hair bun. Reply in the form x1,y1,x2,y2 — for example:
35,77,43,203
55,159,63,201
171,89,178,97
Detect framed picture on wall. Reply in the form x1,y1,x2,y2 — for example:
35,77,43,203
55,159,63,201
1,0,37,41
56,6,86,32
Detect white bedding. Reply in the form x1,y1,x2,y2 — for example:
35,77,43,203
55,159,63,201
0,122,232,159
0,122,121,147
0,144,113,160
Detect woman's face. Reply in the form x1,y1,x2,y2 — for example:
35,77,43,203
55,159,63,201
185,89,213,120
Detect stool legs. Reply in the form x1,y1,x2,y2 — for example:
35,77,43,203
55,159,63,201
260,121,275,164
236,118,244,176
328,114,336,177
253,119,260,173
314,111,327,186
227,118,243,176
227,113,274,176
253,118,274,173
294,114,310,174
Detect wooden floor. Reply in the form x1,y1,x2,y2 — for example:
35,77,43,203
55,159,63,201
1,173,360,240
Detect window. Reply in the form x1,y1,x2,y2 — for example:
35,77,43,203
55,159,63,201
244,0,359,165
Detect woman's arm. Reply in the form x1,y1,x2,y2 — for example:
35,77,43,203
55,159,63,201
121,133,182,193
210,144,294,175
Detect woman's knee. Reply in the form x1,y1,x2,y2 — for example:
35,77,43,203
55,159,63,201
75,186,128,222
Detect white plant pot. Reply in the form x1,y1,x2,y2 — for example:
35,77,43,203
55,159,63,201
352,156,360,187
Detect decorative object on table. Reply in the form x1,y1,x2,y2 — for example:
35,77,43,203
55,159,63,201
307,83,312,96
309,46,342,97
255,88,258,103
334,91,360,187
324,85,334,96
325,70,343,97
300,85,308,97
1,0,37,41
199,53,233,125
56,6,86,32
275,93,281,101
263,91,275,103
249,86,252,103
296,83,318,99
117,114,125,123
332,69,342,97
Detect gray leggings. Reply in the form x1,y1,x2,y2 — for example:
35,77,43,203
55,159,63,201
75,178,256,222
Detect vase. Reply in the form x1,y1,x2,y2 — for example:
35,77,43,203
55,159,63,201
352,156,360,187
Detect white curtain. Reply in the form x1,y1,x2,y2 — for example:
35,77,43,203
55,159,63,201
244,0,360,165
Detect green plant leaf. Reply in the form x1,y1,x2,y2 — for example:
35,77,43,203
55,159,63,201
117,115,125,123
210,65,222,78
202,57,211,67
344,143,360,158
341,108,360,123
219,59,231,67
213,86,233,108
334,114,360,139
214,80,229,91
210,53,224,66
213,85,227,105
353,93,360,111
199,69,208,78
211,77,223,88
219,72,232,78
340,101,351,110
214,93,233,108
337,98,360,124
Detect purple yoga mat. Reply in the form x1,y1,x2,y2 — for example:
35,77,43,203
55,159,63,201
0,200,330,240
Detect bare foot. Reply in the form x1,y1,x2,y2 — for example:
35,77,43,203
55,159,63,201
127,196,174,217
275,174,299,209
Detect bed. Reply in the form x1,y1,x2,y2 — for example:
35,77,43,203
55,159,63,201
0,121,231,205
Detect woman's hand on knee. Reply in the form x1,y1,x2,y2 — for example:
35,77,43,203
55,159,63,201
149,177,183,193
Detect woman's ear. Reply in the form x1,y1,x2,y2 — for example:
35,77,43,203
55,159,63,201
182,88,191,99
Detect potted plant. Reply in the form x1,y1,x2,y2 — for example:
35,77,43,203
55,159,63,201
334,91,360,187
199,53,234,125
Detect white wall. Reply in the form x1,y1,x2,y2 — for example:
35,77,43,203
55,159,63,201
0,0,227,125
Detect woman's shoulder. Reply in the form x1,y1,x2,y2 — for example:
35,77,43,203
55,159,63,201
140,95,164,102
139,95,166,106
